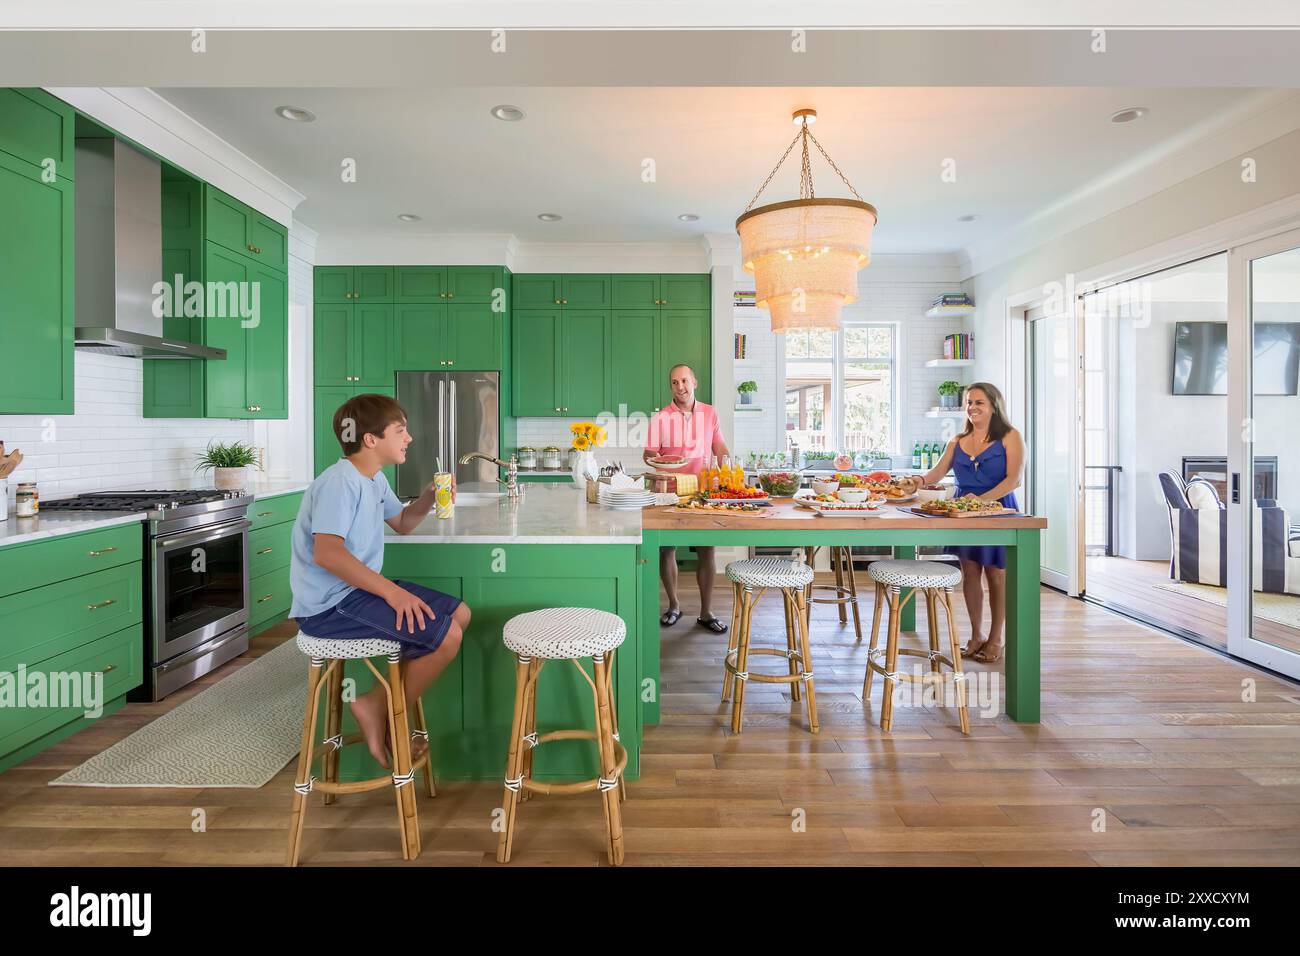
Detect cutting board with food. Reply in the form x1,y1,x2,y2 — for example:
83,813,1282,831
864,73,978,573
908,500,1019,518
666,501,774,518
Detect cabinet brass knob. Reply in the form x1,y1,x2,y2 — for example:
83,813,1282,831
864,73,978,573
257,511,275,517
87,547,118,557
257,594,274,604
256,547,273,555
87,599,116,611
101,664,115,674
448,293,454,298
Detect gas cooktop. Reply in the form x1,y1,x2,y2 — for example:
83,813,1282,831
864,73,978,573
41,489,247,512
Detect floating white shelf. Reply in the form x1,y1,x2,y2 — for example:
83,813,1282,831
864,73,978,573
925,304,975,319
925,407,966,418
734,405,763,412
924,358,974,368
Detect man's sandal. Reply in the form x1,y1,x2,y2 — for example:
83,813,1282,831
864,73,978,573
697,616,728,634
660,609,683,627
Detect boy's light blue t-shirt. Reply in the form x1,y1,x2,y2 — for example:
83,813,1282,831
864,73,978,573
289,459,404,618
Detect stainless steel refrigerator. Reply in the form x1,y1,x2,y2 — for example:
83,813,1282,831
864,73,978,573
395,370,500,496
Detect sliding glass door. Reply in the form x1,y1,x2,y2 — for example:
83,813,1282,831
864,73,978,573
1228,231,1300,678
1028,304,1080,593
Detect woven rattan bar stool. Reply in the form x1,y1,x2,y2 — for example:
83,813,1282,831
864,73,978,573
862,561,970,735
285,633,436,867
497,608,628,866
803,544,863,641
720,557,818,735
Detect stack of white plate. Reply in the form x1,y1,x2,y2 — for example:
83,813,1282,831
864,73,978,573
600,487,657,510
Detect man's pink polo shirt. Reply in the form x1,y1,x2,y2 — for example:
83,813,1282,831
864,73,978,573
646,400,721,474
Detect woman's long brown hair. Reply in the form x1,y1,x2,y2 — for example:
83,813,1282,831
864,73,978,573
958,382,1013,443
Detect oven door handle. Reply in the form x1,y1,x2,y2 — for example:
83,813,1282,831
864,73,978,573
154,518,252,551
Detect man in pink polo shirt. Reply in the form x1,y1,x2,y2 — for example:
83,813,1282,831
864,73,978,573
643,363,731,633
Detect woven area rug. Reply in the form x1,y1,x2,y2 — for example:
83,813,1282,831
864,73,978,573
1153,580,1300,630
50,639,305,789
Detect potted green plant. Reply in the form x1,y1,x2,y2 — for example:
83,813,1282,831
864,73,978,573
938,380,963,409
736,380,758,405
195,440,261,491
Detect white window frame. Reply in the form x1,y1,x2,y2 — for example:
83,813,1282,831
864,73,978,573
774,321,901,455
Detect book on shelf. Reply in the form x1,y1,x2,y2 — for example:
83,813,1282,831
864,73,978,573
733,332,747,359
734,290,757,307
942,332,973,360
931,292,973,308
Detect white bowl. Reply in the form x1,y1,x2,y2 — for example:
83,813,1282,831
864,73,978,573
836,487,871,504
916,485,955,504
810,479,839,496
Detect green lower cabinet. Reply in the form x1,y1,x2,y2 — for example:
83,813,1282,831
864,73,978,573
327,544,640,782
313,385,396,486
249,564,293,633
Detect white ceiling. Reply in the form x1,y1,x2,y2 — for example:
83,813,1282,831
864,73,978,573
156,86,1289,255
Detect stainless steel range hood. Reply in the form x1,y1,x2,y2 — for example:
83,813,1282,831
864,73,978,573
74,138,226,360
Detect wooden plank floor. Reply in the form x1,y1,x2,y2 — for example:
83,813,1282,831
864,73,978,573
2,575,1300,867
1087,555,1300,656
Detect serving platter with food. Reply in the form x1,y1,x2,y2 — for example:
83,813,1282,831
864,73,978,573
908,497,1019,518
696,488,772,506
667,499,773,517
648,455,690,470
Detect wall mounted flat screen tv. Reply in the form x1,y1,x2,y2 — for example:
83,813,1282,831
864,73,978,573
1172,321,1300,395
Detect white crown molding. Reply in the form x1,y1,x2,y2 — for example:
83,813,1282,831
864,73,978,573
510,240,711,274
957,89,1300,279
46,87,305,227
314,233,516,266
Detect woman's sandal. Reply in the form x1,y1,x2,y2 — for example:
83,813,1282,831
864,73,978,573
697,616,729,634
660,608,683,627
960,638,988,659
974,641,1004,663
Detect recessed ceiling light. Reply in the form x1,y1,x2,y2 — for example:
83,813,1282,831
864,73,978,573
397,213,421,222
537,213,562,222
491,105,526,122
1110,107,1148,124
677,213,700,222
274,105,316,123
957,214,980,222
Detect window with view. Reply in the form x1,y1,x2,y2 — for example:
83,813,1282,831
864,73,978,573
783,323,897,455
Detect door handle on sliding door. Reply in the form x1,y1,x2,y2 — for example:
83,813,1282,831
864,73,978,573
1231,472,1241,504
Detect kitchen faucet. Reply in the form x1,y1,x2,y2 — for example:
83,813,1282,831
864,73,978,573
459,451,522,499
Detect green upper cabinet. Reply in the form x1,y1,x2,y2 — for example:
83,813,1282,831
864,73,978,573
246,264,288,418
393,304,443,369
202,243,253,418
444,302,503,370
512,274,562,309
354,303,395,385
660,274,710,309
610,309,660,417
314,303,395,387
394,266,444,303
561,275,611,309
0,89,76,182
661,309,711,404
560,311,609,415
312,303,353,387
314,266,393,303
512,310,562,416
0,89,74,415
611,274,660,309
315,266,354,304
204,184,288,272
145,175,205,418
447,266,504,304
354,267,394,302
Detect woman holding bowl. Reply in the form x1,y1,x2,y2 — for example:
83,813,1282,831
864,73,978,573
903,382,1024,662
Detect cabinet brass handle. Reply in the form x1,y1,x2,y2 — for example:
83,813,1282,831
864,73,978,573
257,547,274,555
554,299,561,305
448,360,454,365
248,244,255,252
257,511,275,517
87,599,116,611
447,293,454,298
101,664,116,674
87,547,118,557
257,593,274,603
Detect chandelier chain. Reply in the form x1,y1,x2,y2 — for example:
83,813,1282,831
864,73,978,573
799,123,814,199
744,120,865,211
743,127,803,213
806,127,864,202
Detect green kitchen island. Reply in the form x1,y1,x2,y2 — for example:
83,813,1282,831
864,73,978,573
330,485,1045,785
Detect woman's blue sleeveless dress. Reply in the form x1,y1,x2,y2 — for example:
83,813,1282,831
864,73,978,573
949,438,1019,569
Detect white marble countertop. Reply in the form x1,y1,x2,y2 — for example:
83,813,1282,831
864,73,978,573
0,511,145,549
386,482,643,544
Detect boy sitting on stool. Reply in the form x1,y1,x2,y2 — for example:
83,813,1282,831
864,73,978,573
290,393,470,768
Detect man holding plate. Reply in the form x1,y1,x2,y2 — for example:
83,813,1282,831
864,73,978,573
643,363,731,633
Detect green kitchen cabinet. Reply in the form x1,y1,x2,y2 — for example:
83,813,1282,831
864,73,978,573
392,302,502,371
354,267,394,302
561,311,609,415
661,308,711,404
611,273,660,309
201,243,252,418
447,266,504,304
0,89,75,415
561,274,611,309
610,309,660,416
393,304,442,368
246,264,288,418
205,184,288,273
314,303,395,387
660,273,711,309
313,384,396,485
145,174,205,417
394,266,444,303
246,491,306,637
200,244,288,419
511,310,561,416
314,266,395,304
314,266,354,304
512,273,562,309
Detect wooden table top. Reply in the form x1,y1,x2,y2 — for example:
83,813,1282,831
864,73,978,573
643,500,1048,531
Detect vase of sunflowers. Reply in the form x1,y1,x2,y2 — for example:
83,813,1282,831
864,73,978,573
569,420,607,486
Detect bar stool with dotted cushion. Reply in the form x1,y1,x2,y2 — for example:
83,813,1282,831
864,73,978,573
498,608,628,866
720,557,818,735
803,545,863,640
285,633,436,867
863,560,969,735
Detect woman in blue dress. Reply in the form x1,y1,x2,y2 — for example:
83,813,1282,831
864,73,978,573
910,383,1024,663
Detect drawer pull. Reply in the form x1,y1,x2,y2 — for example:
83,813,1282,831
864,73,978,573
88,547,119,557
256,547,274,555
257,593,275,603
101,664,116,674
87,599,117,611
256,511,276,517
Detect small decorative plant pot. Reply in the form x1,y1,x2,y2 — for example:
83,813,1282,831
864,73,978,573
213,466,248,491
739,391,754,405
939,393,960,409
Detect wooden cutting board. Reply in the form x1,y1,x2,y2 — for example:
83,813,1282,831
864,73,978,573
907,506,1019,518
665,506,774,519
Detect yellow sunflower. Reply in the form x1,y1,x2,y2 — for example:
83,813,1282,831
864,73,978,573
573,434,591,451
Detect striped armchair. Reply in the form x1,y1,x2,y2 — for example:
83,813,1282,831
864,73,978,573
1158,471,1300,595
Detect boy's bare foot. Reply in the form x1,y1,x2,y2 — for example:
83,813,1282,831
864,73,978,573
350,692,391,768
410,734,429,763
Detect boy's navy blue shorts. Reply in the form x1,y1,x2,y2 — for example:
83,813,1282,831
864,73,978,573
295,580,462,659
